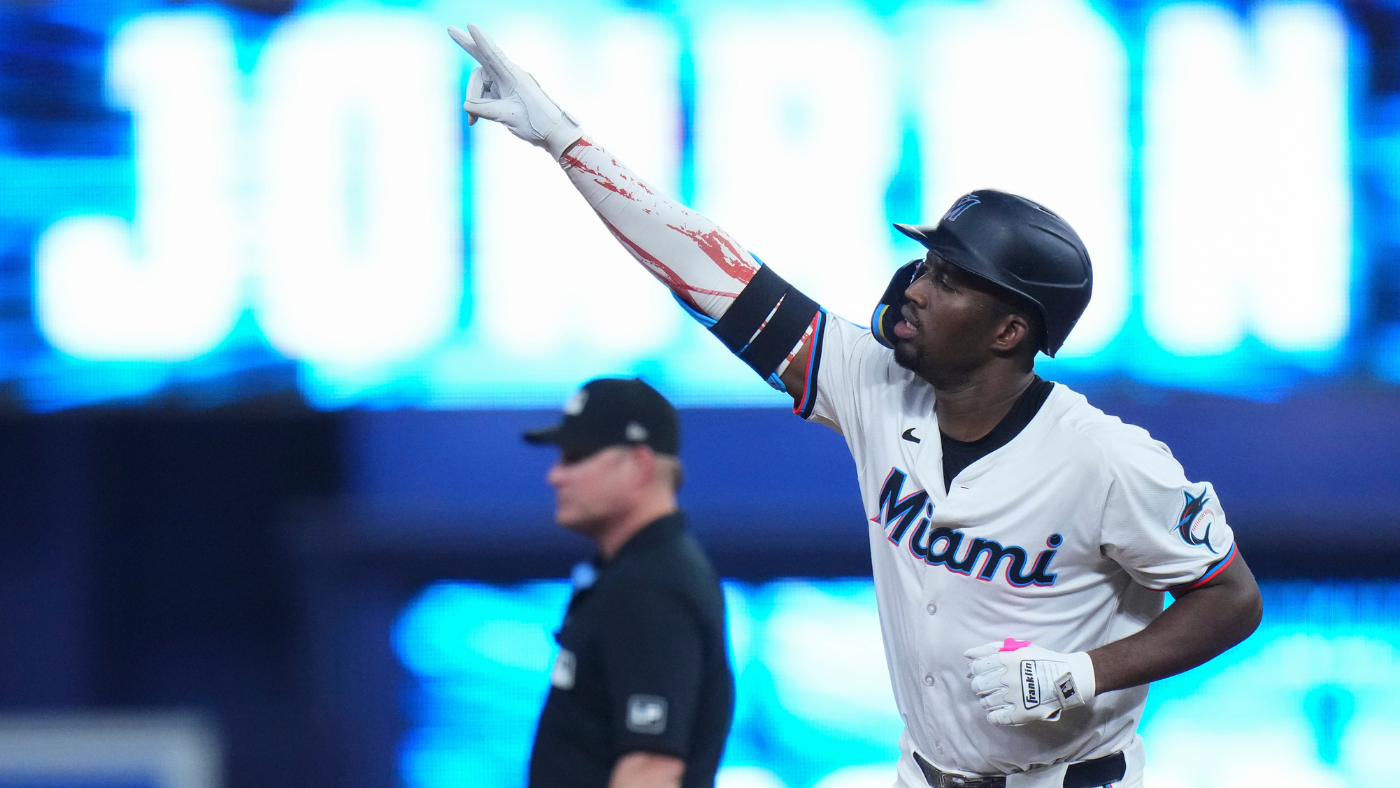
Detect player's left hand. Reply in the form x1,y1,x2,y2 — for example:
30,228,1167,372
446,23,583,159
963,638,1096,726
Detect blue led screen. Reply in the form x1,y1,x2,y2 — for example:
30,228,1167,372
393,578,1400,788
2,0,1400,409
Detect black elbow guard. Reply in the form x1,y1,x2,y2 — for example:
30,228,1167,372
709,264,820,380
871,259,922,349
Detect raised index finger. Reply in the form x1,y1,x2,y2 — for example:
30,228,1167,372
448,26,487,63
466,24,518,88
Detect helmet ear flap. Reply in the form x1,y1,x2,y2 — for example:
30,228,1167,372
871,259,923,349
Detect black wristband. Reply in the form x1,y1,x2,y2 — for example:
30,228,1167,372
709,264,820,379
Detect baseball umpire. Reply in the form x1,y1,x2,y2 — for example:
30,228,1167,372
522,377,734,788
453,24,1262,788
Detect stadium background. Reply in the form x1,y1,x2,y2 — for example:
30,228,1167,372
1,0,1398,786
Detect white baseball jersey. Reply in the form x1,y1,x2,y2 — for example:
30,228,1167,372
545,135,1236,779
795,315,1237,775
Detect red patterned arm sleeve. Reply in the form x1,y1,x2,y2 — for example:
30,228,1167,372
558,136,817,383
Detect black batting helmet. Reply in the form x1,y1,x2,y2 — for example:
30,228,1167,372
891,190,1093,357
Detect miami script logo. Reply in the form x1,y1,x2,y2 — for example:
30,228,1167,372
873,468,1060,587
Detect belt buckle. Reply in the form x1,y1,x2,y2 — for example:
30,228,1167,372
914,751,1006,788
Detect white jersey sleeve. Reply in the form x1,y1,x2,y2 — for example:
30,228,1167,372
794,314,917,440
1096,429,1238,591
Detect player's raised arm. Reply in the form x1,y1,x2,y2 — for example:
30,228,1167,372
448,24,820,403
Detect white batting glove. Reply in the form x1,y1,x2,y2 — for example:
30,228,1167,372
446,23,583,159
963,638,1096,727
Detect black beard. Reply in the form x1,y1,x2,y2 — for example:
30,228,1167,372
892,338,974,390
893,339,920,372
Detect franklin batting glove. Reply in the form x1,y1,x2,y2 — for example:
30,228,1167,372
963,638,1096,727
447,24,583,159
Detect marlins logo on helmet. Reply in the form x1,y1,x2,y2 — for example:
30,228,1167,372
943,194,981,222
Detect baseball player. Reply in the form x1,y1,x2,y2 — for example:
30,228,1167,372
449,24,1263,788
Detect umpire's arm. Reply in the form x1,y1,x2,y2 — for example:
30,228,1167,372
610,753,683,788
599,587,709,788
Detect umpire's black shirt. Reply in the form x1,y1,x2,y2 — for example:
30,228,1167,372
528,511,734,788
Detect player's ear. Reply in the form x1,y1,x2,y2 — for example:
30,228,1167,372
990,312,1030,354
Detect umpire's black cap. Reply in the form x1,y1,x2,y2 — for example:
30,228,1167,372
894,190,1093,357
524,378,680,456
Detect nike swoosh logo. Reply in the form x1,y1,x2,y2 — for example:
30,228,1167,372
901,428,921,444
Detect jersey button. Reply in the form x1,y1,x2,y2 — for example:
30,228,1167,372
923,674,935,686
925,603,937,615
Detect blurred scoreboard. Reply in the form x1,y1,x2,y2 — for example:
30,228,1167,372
1,0,1399,409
